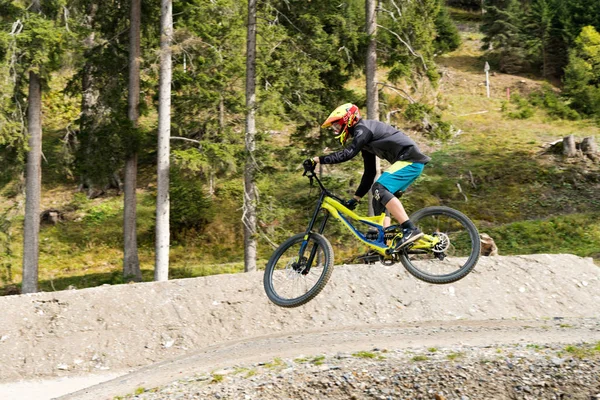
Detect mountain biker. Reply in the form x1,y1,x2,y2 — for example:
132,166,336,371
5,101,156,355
309,103,431,249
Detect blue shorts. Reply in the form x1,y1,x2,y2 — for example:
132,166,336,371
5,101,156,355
377,161,424,194
371,161,424,216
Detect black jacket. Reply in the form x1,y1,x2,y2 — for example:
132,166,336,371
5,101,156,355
319,119,430,197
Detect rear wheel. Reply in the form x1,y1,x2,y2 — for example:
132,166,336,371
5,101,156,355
399,206,480,284
263,232,334,307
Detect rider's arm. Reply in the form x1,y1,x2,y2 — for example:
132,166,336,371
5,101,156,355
316,127,372,165
354,150,377,199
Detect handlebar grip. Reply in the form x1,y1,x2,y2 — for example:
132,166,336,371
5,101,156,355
303,159,316,173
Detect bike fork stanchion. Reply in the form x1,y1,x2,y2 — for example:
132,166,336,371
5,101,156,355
302,210,330,274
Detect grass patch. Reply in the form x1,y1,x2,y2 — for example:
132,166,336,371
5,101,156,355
353,351,385,360
562,343,600,359
411,355,429,362
483,213,600,259
263,357,285,369
294,355,326,365
446,352,465,361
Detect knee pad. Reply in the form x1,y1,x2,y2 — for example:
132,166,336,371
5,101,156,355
371,182,394,215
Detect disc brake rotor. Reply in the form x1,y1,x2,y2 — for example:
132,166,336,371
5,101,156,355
432,232,450,253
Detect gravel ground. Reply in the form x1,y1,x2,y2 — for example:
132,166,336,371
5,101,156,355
1,254,598,399
126,342,600,400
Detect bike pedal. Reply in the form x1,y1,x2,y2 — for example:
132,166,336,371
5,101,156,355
391,242,416,254
356,254,381,264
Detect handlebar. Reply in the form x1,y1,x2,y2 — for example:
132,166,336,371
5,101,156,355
301,159,345,204
302,159,316,176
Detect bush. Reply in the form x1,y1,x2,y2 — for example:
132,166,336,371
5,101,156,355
404,103,432,122
504,94,534,120
528,85,581,120
169,170,215,235
435,6,462,54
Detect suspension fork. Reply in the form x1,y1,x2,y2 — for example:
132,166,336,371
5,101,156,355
299,191,330,273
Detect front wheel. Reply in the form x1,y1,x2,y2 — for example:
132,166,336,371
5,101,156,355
399,206,480,284
263,232,334,307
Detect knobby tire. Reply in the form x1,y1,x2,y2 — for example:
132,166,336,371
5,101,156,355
400,206,480,284
264,232,334,308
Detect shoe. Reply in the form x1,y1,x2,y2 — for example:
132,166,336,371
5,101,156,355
392,227,424,250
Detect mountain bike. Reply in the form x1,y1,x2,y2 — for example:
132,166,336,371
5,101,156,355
263,161,481,308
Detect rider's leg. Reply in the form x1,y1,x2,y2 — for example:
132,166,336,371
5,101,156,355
371,183,408,227
372,161,426,248
383,197,409,226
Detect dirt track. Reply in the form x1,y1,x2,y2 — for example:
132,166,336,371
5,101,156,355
0,254,599,399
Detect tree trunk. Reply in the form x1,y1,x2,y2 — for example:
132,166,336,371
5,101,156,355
366,0,378,121
155,0,172,282
219,94,225,134
123,154,139,279
243,0,258,273
563,135,577,158
366,0,381,216
22,70,43,294
80,4,99,196
123,0,142,282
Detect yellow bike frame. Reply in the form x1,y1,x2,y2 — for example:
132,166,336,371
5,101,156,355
318,195,440,256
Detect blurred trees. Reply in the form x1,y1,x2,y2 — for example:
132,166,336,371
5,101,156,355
0,0,464,289
480,0,600,118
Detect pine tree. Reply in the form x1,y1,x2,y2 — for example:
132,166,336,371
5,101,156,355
434,3,462,55
481,0,528,73
563,26,600,118
0,1,70,293
524,0,555,77
378,0,442,84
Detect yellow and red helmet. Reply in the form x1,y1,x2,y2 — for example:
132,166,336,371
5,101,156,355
321,103,361,145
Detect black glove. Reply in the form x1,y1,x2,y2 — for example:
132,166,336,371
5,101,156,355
303,158,316,172
344,198,359,210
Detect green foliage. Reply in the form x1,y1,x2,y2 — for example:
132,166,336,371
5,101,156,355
379,0,443,85
503,94,535,120
170,0,246,139
404,103,432,123
481,0,528,73
169,169,216,236
0,1,72,184
3,3,71,76
172,142,239,178
435,5,462,54
481,0,600,79
523,0,556,77
484,213,600,258
352,351,384,360
446,352,465,360
528,84,581,120
84,202,120,225
263,0,363,144
563,26,600,118
404,102,455,141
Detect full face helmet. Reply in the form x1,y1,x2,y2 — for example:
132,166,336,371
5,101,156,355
321,103,361,145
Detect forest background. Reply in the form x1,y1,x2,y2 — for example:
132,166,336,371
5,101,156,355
0,0,599,295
